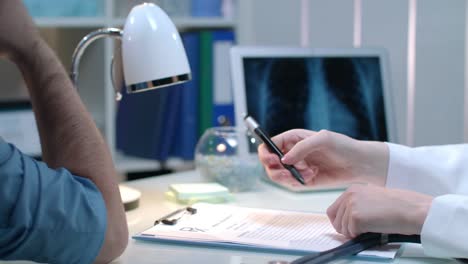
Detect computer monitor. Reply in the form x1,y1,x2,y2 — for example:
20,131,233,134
231,46,397,144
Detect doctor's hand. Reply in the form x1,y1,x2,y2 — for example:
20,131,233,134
0,0,40,62
327,184,433,238
258,129,389,187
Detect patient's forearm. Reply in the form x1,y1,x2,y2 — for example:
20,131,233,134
15,38,128,263
17,40,103,171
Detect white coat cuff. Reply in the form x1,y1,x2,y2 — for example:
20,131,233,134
421,194,468,258
385,142,413,189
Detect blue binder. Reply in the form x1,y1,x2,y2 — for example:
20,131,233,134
116,86,169,160
158,85,182,161
170,32,200,160
211,30,236,126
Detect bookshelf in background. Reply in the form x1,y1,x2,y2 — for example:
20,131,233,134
0,0,237,176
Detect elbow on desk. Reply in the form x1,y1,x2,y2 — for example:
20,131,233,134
94,224,129,264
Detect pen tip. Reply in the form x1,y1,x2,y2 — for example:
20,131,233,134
299,178,306,185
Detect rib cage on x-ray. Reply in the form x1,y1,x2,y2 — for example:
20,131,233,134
243,57,387,141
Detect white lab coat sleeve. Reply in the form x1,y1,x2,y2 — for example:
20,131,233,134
385,143,468,196
421,194,468,258
385,143,468,258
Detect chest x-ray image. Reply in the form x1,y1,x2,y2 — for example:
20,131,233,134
243,57,388,141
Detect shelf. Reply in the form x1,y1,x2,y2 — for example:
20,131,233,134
34,17,108,28
114,152,194,173
173,17,235,29
114,152,160,173
35,16,235,30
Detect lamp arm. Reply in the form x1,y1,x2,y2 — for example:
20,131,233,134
70,28,123,87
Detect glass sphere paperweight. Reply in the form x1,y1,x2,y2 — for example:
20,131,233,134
195,126,264,192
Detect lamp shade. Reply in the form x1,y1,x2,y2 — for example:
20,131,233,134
122,3,191,93
70,3,191,96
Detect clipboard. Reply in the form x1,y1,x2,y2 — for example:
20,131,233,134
133,203,400,259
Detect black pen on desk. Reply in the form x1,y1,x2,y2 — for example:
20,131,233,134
244,115,306,185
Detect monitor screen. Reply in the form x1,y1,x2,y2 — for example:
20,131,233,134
242,56,387,141
233,48,393,144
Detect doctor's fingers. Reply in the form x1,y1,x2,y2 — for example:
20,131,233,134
327,189,352,222
267,167,302,186
258,144,283,168
327,193,365,238
269,129,316,152
281,130,335,165
347,211,365,238
342,204,363,238
341,205,352,238
332,201,347,234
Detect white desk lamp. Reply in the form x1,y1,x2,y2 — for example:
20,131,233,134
70,3,191,210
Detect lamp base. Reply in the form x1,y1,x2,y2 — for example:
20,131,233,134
119,184,141,211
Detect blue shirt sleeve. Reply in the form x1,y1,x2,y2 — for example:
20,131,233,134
0,138,107,264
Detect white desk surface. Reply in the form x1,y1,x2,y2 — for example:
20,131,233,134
114,170,455,264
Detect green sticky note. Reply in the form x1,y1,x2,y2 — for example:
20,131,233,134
165,190,233,205
169,183,230,200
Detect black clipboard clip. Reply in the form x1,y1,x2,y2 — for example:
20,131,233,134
291,233,468,264
154,207,197,226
